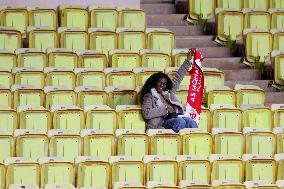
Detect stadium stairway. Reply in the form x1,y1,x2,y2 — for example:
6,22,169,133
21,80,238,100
141,0,284,106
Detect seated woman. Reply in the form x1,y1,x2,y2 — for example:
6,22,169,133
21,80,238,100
140,49,198,133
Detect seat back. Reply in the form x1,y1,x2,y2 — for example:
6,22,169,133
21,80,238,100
206,89,236,106
0,163,5,189
0,134,14,162
0,89,12,107
28,8,57,29
106,87,137,108
242,107,272,130
199,108,211,132
106,69,136,89
204,68,225,87
76,88,107,108
45,88,76,109
60,7,88,30
140,50,171,70
89,7,118,31
14,70,45,88
212,107,242,131
188,0,215,20
216,0,243,9
0,109,17,134
244,11,271,30
1,8,28,34
77,51,107,71
0,28,22,51
118,9,146,30
59,29,88,51
0,71,13,89
47,50,78,69
0,50,16,72
273,53,284,85
109,50,140,69
243,0,269,9
45,70,75,89
76,70,105,90
117,29,146,53
236,88,266,107
13,88,45,108
16,50,47,69
271,11,284,29
273,31,284,51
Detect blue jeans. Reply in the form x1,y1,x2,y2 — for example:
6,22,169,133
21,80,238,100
162,117,198,133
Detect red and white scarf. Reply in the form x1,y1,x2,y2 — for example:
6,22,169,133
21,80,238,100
184,48,204,125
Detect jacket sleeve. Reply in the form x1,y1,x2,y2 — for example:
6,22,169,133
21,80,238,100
142,93,168,120
172,59,193,93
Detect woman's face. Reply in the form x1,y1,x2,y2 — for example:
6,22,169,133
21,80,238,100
155,77,167,94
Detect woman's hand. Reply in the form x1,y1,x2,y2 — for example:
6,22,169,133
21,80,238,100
166,105,175,113
186,49,194,62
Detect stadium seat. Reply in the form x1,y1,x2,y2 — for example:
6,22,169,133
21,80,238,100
89,5,118,31
116,129,149,159
203,68,225,87
58,27,88,51
27,27,58,52
81,129,115,160
241,104,272,130
199,107,211,132
216,0,243,9
0,87,12,107
206,86,236,106
211,104,242,131
113,182,146,189
212,181,246,189
0,132,14,162
166,67,190,86
28,7,57,29
105,68,136,89
116,105,146,131
13,67,45,88
214,9,244,45
147,181,179,189
109,49,140,69
0,50,16,72
133,67,160,87
75,68,105,90
16,48,47,69
49,129,82,162
76,86,107,108
0,162,4,189
105,86,137,108
76,156,110,188
272,29,284,51
180,129,212,158
175,86,188,106
271,104,284,128
0,107,17,134
0,27,22,51
1,7,28,34
110,156,144,185
187,0,215,22
245,181,278,188
270,9,284,29
172,49,189,67
275,154,284,180
144,155,178,185
51,105,85,133
243,0,269,9
14,129,48,161
59,5,88,30
148,129,181,158
17,106,51,132
242,29,272,67
243,154,276,183
39,157,74,187
117,28,146,53
179,180,212,189
5,157,40,186
213,128,244,158
210,154,244,183
271,50,284,89
235,84,266,107
0,70,13,89
76,50,107,71
12,85,45,108
45,67,76,88
44,86,77,109
146,28,175,55
140,49,171,70
85,105,117,132
177,155,210,184
270,0,284,8
88,28,118,56
243,9,271,30
47,48,78,69
118,8,146,30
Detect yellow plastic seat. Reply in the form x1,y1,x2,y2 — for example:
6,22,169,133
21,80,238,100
245,181,279,188
270,9,284,29
140,49,170,70
179,180,212,189
243,0,269,9
113,182,146,189
0,50,16,72
206,86,236,107
212,181,246,189
0,27,22,51
215,9,244,45
17,106,51,132
58,27,88,51
172,49,190,67
76,156,110,188
276,154,284,180
15,48,47,69
270,0,284,8
118,8,146,30
39,157,74,187
89,5,118,31
271,51,284,88
75,68,105,89
0,163,5,189
0,71,13,89
241,104,272,130
52,105,85,133
146,28,175,55
177,155,210,184
47,48,78,69
272,29,284,51
271,104,284,128
117,28,146,53
49,130,82,162
235,84,266,107
116,129,149,159
187,0,216,23
216,0,243,9
144,155,178,185
28,7,57,29
133,67,160,87
174,86,188,106
81,129,115,160
199,107,211,132
243,154,276,183
275,127,284,153
110,156,144,185
243,29,273,67
0,133,14,162
59,5,88,30
14,129,48,161
109,49,141,69
76,86,107,108
147,181,179,189
77,50,107,71
44,86,77,109
13,67,45,88
0,88,12,107
180,129,212,158
106,86,137,108
105,68,136,89
88,28,117,56
85,105,117,133
166,67,190,86
0,107,17,135
244,9,271,30
45,67,76,89
1,7,28,34
27,27,58,52
203,68,225,88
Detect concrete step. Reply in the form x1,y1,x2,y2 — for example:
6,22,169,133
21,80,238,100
141,0,174,3
204,57,246,70
266,92,284,105
149,25,204,36
225,80,276,92
147,14,187,26
197,47,233,58
141,4,176,14
176,35,219,48
224,69,261,81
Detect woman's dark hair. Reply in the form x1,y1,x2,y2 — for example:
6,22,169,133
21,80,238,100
140,72,173,102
